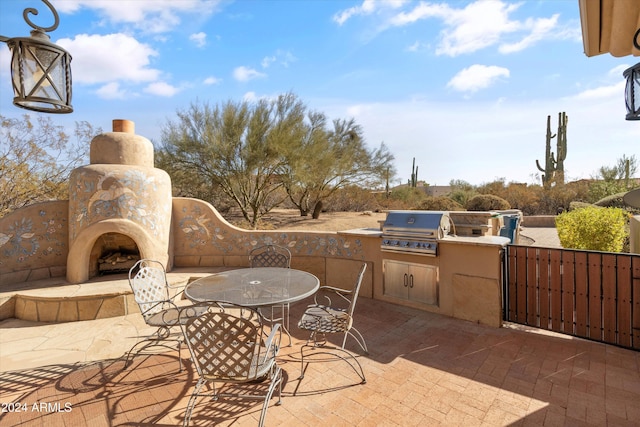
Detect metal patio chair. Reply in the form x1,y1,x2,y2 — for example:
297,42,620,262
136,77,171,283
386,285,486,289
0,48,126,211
125,259,186,371
297,263,368,383
249,244,293,344
179,302,283,427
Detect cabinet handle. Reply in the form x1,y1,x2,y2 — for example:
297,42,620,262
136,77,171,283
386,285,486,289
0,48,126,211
404,273,408,287
409,274,414,288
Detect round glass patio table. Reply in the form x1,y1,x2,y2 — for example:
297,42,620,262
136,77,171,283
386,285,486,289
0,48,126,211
184,267,320,308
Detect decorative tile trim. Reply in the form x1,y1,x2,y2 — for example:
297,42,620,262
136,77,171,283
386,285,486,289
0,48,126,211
176,200,363,259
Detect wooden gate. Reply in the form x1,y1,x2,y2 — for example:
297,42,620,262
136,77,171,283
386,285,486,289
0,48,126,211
504,245,640,350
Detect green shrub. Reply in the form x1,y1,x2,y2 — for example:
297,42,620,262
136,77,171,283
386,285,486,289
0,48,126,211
568,201,592,211
595,192,628,208
377,187,428,210
555,206,628,252
414,196,465,211
465,194,510,211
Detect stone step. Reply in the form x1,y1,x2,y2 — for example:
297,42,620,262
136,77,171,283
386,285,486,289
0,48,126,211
0,267,227,322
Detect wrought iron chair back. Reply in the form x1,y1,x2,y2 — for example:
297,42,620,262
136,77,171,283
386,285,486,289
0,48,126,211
249,244,291,268
179,302,282,426
125,259,183,371
249,244,293,345
297,263,368,383
129,259,172,321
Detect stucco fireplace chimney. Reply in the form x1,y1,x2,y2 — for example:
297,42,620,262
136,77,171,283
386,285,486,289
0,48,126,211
66,120,172,283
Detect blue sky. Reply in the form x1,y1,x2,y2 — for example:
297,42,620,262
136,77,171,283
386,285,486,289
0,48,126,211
1,0,638,186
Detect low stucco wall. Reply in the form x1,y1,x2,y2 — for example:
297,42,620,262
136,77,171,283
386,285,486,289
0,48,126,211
0,197,371,291
170,197,372,293
0,201,69,284
521,215,557,227
2,198,507,329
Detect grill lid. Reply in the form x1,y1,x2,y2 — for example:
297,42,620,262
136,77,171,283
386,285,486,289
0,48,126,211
382,210,451,238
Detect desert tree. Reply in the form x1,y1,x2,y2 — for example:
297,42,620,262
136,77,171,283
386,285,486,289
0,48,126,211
281,112,395,218
588,154,639,203
157,93,306,228
0,114,98,217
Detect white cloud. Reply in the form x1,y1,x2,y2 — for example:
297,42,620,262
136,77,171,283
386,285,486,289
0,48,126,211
0,45,10,78
434,2,522,56
233,66,266,82
447,65,510,93
333,0,407,25
609,64,632,78
389,2,449,26
568,81,625,101
261,50,297,69
56,0,222,33
262,56,276,68
499,14,559,54
190,32,207,48
345,1,561,56
406,40,429,52
57,33,160,84
277,50,297,68
204,76,222,85
333,0,378,25
567,65,629,101
144,81,180,97
95,82,127,99
243,91,259,102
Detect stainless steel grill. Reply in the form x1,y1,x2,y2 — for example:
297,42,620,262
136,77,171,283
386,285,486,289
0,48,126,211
381,211,452,256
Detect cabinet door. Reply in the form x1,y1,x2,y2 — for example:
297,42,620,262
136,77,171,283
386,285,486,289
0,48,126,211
383,260,409,300
408,264,438,306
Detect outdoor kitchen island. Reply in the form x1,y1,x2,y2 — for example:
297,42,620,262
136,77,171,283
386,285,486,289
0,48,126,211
338,211,510,328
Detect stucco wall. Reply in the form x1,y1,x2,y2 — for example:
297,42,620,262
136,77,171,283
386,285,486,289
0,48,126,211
2,197,509,329
0,201,69,284
0,197,371,289
171,197,372,293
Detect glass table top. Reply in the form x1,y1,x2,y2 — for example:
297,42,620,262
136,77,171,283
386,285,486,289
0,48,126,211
184,267,320,307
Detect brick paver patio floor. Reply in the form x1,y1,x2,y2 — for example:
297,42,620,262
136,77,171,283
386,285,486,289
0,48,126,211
1,297,639,426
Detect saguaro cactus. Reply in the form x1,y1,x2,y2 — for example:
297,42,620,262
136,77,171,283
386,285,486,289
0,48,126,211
536,112,568,187
409,157,418,187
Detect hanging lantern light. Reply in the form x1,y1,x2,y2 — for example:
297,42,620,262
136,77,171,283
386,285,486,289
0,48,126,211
623,28,640,121
0,0,72,113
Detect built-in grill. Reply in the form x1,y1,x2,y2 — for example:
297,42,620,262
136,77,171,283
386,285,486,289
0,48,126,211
381,211,452,256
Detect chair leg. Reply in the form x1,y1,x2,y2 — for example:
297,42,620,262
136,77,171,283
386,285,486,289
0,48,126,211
262,304,292,347
258,365,282,427
342,327,368,355
283,303,291,346
123,327,182,372
183,379,205,427
299,340,366,384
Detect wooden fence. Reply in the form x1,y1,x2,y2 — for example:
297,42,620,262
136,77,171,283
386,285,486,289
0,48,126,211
504,245,640,350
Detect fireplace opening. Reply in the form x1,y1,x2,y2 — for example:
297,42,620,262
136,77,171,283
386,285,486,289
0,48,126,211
89,233,141,277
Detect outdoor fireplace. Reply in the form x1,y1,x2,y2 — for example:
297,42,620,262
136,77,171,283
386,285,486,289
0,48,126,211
90,233,141,276
65,120,172,283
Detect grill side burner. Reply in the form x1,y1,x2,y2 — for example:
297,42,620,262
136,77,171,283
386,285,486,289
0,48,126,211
381,211,452,256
